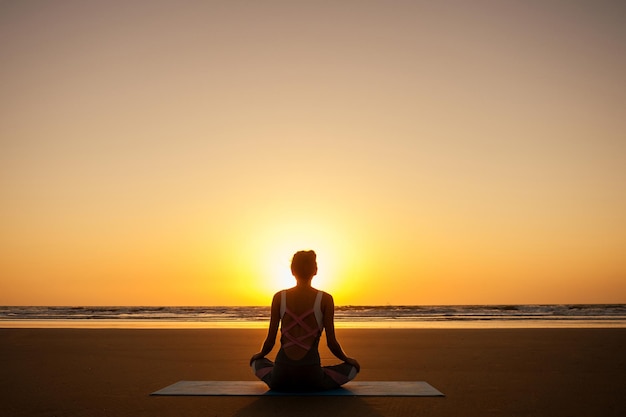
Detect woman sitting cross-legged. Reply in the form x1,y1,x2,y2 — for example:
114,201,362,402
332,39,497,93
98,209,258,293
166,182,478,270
250,250,360,392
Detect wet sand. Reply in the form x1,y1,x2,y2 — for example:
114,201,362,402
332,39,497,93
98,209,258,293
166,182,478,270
1,328,625,417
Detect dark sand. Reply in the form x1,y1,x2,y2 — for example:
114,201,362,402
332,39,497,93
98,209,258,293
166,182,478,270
1,328,625,417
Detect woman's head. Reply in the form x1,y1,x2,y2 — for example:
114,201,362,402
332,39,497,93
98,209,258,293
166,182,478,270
291,250,318,281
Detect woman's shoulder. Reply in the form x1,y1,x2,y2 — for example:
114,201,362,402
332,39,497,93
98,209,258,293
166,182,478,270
317,288,332,297
318,290,334,310
271,290,286,306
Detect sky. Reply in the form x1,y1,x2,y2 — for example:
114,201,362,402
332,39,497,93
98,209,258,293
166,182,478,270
1,0,625,306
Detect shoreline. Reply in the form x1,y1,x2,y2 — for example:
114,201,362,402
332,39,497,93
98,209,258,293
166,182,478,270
2,319,626,329
2,328,625,416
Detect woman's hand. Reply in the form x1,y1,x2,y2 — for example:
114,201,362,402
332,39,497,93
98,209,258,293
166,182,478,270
249,352,265,366
345,357,361,372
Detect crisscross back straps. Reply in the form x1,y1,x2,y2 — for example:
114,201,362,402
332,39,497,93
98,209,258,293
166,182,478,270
280,291,323,350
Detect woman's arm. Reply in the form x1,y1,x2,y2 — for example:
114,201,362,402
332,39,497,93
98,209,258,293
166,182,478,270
323,293,361,372
249,292,281,365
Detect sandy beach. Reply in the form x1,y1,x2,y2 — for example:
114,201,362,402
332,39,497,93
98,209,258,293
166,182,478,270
1,328,625,417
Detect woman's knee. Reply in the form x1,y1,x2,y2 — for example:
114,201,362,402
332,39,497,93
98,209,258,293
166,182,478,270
251,358,274,381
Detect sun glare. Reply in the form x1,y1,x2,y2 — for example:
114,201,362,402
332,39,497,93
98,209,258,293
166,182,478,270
259,238,339,294
242,218,348,303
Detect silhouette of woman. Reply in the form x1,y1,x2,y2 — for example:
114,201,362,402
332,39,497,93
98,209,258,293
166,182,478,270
250,250,360,391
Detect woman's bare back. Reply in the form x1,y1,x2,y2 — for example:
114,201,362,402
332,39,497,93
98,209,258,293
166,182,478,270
281,287,323,360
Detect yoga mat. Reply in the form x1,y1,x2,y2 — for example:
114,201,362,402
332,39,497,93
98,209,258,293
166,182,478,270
151,380,444,397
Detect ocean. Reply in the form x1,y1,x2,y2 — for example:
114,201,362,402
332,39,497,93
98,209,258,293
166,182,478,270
1,304,625,329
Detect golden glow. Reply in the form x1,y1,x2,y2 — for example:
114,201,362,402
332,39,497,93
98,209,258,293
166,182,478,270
209,207,364,306
1,1,625,306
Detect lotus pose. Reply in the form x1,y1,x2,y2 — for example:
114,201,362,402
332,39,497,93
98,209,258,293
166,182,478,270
250,250,360,391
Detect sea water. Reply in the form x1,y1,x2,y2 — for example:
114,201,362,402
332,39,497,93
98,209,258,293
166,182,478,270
1,304,625,328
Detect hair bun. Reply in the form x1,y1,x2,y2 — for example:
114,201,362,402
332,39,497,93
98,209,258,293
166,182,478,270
291,250,317,279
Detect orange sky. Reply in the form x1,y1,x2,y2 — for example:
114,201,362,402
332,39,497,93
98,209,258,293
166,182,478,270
1,0,625,306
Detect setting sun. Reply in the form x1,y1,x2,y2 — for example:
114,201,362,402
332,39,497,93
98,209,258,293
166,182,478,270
1,1,625,307
2,3,624,415
219,210,361,306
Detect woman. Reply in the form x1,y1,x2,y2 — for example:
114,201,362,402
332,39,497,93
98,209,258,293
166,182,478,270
250,250,360,392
